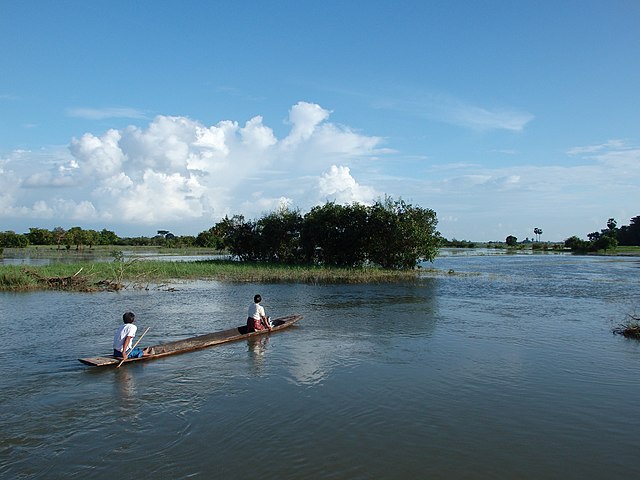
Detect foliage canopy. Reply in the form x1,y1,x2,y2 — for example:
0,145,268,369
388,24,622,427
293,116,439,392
1,197,441,269
564,216,640,252
217,198,440,269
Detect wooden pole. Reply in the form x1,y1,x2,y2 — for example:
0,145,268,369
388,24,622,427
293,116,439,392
116,327,150,368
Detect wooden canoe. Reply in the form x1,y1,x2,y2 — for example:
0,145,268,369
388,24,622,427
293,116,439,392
78,314,302,367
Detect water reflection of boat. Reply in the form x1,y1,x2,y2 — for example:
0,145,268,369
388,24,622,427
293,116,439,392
247,335,270,369
78,315,302,367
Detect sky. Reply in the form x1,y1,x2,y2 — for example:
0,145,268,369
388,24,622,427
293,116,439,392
1,0,639,242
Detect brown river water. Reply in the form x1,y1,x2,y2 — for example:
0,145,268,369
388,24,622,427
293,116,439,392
1,252,639,479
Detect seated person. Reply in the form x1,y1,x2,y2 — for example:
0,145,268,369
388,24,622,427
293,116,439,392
113,311,153,359
246,294,272,332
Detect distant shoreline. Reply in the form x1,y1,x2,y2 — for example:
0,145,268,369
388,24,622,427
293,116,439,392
1,245,639,292
0,258,435,291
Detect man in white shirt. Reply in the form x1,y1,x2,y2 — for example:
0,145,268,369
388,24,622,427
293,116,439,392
246,294,272,332
113,311,152,359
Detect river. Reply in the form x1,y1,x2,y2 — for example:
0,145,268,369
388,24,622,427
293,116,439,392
1,252,639,479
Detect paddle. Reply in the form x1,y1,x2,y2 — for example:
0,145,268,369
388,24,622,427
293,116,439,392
116,327,150,368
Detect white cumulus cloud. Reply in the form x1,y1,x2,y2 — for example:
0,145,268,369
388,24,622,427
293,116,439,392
0,102,386,233
69,129,124,178
116,170,207,223
282,102,331,147
318,165,377,205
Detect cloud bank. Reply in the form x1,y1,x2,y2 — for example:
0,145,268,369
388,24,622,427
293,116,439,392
1,102,384,233
2,100,638,242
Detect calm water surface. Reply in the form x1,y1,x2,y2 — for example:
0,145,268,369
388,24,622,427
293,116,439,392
1,253,639,479
0,248,226,265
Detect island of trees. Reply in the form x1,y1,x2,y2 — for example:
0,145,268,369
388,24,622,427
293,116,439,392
3,206,639,267
564,216,640,252
500,217,640,253
0,197,441,270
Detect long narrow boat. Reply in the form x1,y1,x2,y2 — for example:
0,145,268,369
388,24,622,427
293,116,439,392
78,314,302,367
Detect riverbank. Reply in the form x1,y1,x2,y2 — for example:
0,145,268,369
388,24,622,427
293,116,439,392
0,259,432,291
1,244,638,291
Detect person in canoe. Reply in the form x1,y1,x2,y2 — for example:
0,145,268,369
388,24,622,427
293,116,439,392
247,294,272,332
113,311,153,359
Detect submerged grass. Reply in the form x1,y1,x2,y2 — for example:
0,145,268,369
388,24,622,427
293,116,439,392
0,259,431,291
613,314,640,340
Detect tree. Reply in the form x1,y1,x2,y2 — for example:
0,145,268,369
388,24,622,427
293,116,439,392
26,227,53,245
213,215,260,261
533,227,543,242
366,197,440,269
0,231,29,248
566,216,627,253
84,229,100,248
177,235,196,247
618,215,640,246
52,227,66,249
506,235,518,246
301,202,368,267
564,235,590,252
587,231,600,241
195,228,224,249
210,198,440,269
65,226,86,250
213,215,247,252
595,235,618,252
98,229,119,245
256,207,303,263
591,217,619,251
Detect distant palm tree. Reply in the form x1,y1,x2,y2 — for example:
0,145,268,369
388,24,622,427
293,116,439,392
533,227,543,242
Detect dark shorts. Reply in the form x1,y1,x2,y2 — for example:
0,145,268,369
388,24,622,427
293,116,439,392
247,317,268,332
113,348,144,359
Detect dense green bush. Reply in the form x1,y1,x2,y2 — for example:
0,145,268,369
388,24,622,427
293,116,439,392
7,197,441,269
0,231,29,248
216,197,440,270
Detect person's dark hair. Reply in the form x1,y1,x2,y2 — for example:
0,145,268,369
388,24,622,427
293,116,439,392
123,311,135,323
254,294,262,303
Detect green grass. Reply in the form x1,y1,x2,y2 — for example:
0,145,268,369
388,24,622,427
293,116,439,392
0,259,431,291
609,246,640,255
1,245,223,257
3,243,639,291
577,245,640,256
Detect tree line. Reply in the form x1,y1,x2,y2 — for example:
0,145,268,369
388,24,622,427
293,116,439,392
197,198,440,269
0,197,441,270
564,216,640,252
0,226,196,250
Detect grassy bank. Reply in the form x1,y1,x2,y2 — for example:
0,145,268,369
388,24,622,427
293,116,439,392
0,259,430,291
601,246,640,255
1,245,223,257
2,244,639,291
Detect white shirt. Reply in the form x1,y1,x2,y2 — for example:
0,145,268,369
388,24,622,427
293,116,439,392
248,303,265,320
113,323,137,352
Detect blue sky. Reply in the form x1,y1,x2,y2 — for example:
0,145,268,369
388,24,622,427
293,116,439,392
1,1,639,241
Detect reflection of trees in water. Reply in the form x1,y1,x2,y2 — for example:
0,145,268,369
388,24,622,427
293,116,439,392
317,281,440,336
284,282,440,386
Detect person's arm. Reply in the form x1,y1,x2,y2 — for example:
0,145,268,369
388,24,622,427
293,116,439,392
257,304,268,329
121,335,133,359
